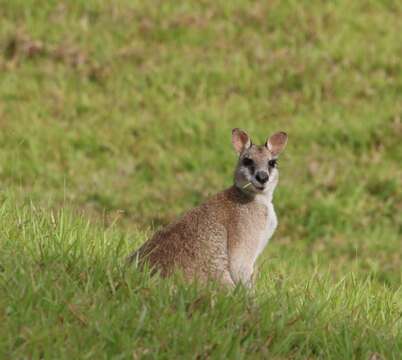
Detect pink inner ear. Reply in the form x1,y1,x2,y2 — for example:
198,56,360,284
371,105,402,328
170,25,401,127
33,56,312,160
239,132,249,146
232,129,251,153
267,132,287,155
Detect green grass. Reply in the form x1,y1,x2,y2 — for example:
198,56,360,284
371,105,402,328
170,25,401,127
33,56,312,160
1,201,401,359
0,0,401,358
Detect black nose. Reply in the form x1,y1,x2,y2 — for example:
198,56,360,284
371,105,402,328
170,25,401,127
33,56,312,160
255,171,269,184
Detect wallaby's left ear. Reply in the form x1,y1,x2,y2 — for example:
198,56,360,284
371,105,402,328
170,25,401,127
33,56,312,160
265,131,288,156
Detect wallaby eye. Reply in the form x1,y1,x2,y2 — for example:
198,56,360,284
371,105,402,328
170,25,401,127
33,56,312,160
268,159,277,167
242,157,254,167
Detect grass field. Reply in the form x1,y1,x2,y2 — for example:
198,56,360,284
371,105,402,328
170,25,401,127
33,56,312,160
1,0,402,358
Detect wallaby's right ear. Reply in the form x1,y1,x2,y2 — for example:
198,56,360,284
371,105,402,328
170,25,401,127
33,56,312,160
232,128,251,154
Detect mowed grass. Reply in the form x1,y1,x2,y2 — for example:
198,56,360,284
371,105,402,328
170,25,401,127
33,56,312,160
0,0,401,358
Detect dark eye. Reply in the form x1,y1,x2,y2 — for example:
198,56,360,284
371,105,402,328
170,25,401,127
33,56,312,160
242,157,254,167
268,159,277,167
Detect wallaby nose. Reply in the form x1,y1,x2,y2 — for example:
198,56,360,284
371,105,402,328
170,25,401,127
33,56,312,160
255,171,269,184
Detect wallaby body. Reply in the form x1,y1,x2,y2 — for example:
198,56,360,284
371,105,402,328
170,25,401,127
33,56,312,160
128,129,288,288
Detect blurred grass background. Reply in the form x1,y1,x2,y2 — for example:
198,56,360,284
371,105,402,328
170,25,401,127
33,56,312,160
0,0,401,358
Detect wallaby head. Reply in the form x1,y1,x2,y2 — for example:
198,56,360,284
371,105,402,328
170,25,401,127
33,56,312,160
232,128,288,196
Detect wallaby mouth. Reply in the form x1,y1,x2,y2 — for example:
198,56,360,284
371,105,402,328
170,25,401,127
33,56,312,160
242,181,266,193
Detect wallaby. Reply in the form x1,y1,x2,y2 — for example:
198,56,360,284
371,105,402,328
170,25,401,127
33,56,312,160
128,129,288,288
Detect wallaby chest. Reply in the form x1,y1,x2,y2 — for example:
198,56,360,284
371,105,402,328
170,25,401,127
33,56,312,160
230,194,277,262
253,195,277,260
226,193,277,286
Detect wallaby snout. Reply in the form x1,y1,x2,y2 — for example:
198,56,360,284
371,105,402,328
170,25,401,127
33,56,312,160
255,171,269,184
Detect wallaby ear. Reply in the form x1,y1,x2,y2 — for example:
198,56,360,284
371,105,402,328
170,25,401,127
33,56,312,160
266,131,288,156
232,128,251,154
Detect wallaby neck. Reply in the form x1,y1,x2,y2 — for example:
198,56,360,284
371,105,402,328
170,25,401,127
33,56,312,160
230,184,275,205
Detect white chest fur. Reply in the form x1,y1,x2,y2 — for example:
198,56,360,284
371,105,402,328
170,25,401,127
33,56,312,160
254,194,278,261
229,192,279,286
